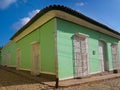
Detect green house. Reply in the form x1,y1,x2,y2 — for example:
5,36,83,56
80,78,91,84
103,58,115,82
1,5,120,80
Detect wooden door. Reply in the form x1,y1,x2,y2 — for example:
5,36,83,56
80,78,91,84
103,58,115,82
31,43,40,75
4,55,7,66
99,41,109,72
74,35,89,78
112,44,119,70
99,41,105,72
7,52,10,66
16,49,21,70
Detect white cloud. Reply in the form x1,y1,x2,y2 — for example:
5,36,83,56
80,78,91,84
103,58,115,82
28,9,40,18
0,0,17,9
75,2,85,7
12,9,40,31
20,17,30,25
12,17,30,30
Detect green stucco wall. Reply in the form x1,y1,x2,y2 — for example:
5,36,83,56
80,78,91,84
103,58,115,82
1,19,56,74
16,18,56,73
39,19,56,73
1,41,16,67
57,18,119,79
16,28,40,70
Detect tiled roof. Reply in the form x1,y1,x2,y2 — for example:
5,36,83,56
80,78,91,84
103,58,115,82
10,5,120,40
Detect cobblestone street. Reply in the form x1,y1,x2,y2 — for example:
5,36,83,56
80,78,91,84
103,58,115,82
0,66,120,90
0,67,50,90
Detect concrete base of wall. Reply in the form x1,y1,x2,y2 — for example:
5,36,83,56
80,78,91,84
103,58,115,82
60,70,118,81
37,73,56,81
0,65,56,81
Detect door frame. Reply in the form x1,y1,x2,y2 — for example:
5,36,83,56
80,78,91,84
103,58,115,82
31,41,40,75
16,48,21,70
7,52,10,67
74,33,89,78
3,54,7,66
111,43,119,70
99,40,109,72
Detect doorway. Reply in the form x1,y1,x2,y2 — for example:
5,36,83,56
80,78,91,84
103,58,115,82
7,52,10,66
99,40,108,72
111,43,119,70
16,49,21,70
4,54,7,66
74,34,89,78
31,42,40,75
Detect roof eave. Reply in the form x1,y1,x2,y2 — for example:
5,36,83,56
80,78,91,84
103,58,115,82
10,5,120,40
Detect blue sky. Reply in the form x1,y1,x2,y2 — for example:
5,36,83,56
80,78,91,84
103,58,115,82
0,0,120,46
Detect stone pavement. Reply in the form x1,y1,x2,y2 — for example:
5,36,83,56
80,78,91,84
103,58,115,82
1,65,120,88
44,73,120,87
